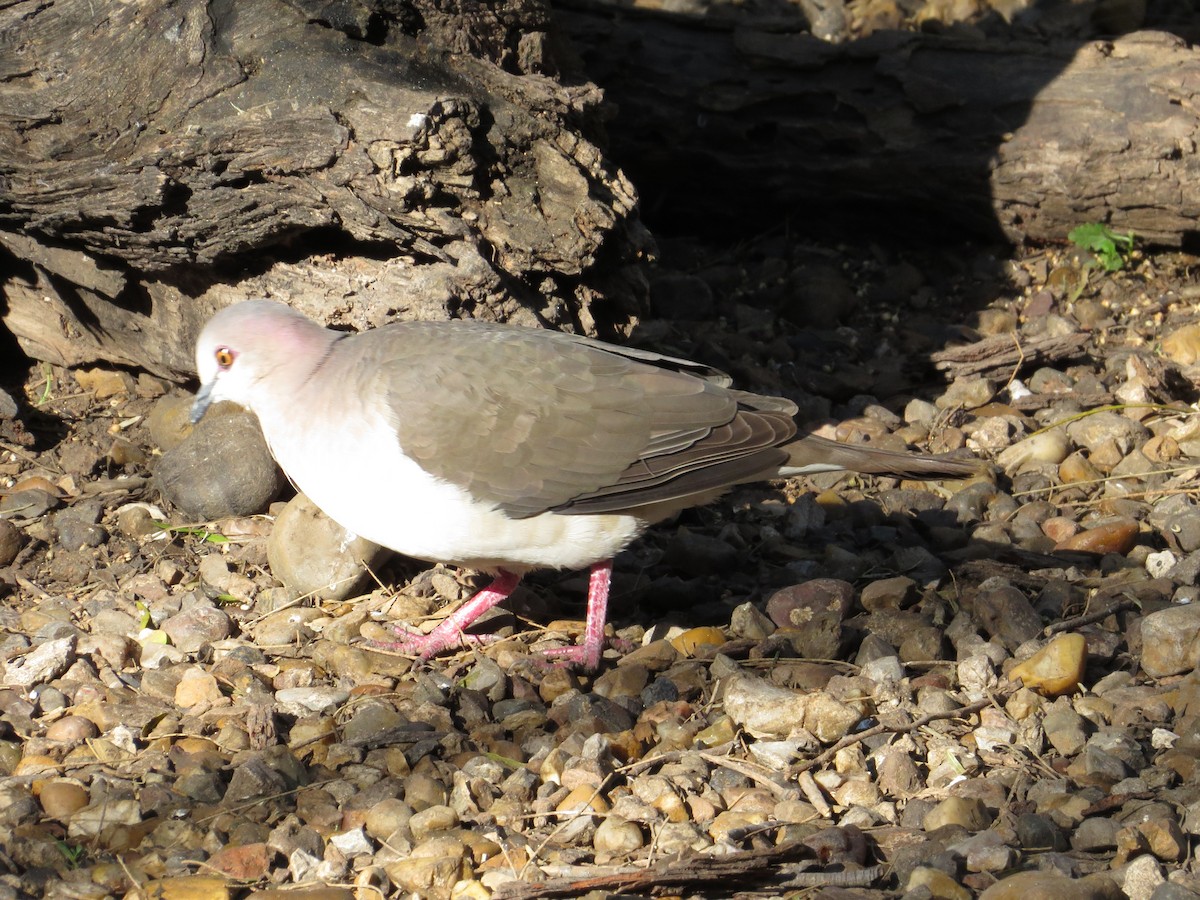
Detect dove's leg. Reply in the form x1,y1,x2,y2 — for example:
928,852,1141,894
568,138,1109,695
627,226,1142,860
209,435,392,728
540,559,614,671
384,570,522,658
383,563,620,671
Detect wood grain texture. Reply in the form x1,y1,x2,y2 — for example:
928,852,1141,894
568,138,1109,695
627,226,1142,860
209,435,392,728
0,0,647,375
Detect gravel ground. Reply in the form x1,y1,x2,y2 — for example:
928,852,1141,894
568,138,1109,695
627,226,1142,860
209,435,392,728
1,231,1200,900
7,0,1200,895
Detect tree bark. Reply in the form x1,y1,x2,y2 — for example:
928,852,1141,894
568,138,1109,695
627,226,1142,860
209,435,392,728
554,4,1200,250
0,0,649,378
5,0,1199,381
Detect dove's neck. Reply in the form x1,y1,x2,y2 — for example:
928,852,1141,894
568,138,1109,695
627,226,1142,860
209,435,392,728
250,326,347,435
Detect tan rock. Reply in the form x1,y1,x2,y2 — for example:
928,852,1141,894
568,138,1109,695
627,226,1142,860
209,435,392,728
669,627,726,657
1162,323,1200,365
140,877,232,900
174,667,224,709
74,367,131,399
979,870,1124,900
1009,634,1087,697
34,779,90,820
207,843,272,881
907,866,972,900
1055,519,1139,555
924,796,992,832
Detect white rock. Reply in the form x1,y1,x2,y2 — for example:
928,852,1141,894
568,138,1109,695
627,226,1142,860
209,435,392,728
723,674,863,742
275,686,350,716
3,636,76,688
1146,549,1178,578
1122,853,1164,900
331,826,375,856
995,429,1070,472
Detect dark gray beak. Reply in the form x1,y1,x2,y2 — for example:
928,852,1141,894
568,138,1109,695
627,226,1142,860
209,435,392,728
190,381,215,424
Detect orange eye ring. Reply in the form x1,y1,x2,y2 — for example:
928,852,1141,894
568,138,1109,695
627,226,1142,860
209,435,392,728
215,347,235,368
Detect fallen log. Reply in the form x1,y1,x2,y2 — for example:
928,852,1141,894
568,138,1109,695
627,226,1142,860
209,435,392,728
554,6,1200,249
0,0,648,376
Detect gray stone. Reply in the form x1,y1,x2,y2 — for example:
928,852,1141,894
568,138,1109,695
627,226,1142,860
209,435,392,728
267,492,392,601
155,400,286,520
1167,552,1200,586
1123,855,1165,900
1015,813,1068,851
0,519,22,566
0,489,59,520
892,546,947,586
53,500,107,551
764,579,853,659
1066,412,1150,455
899,626,945,664
1150,884,1200,900
1164,511,1200,553
1140,603,1200,678
728,602,774,641
1043,704,1091,757
1072,816,1120,852
661,528,739,576
973,581,1043,651
161,605,234,653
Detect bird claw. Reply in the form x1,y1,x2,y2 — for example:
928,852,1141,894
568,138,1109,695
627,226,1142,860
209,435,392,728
538,643,603,671
536,635,633,672
371,624,497,659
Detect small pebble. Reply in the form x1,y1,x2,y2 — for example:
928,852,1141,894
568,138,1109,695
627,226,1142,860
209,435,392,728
1009,634,1087,697
669,627,726,657
74,368,130,399
924,796,992,832
36,779,90,820
996,430,1070,472
146,394,196,452
0,520,22,566
161,606,234,653
764,579,853,659
0,489,59,520
1161,323,1200,365
44,715,99,745
907,865,972,900
1139,604,1200,678
1056,519,1139,555
594,815,645,856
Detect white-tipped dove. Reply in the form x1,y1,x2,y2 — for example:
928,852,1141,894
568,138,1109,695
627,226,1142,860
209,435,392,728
192,300,977,669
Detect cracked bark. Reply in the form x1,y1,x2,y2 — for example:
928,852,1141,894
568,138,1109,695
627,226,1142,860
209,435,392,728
0,0,649,377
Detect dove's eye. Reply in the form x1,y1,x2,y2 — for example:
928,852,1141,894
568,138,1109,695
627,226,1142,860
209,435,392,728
215,347,235,368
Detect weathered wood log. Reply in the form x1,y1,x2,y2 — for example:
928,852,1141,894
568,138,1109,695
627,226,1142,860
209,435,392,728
0,0,648,378
491,840,882,898
930,331,1091,377
553,5,1200,249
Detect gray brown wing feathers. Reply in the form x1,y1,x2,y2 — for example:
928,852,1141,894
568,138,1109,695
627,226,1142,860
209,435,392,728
369,321,799,518
784,435,981,479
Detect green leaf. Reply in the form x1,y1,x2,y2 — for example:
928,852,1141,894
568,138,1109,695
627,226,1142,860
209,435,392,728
1068,223,1136,272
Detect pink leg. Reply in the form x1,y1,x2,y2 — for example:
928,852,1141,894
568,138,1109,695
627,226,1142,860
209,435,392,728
541,559,614,671
380,570,522,659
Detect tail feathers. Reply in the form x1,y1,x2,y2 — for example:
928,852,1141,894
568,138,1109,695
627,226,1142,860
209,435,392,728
782,434,981,480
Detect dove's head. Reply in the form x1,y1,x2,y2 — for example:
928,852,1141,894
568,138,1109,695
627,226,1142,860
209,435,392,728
191,300,334,423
